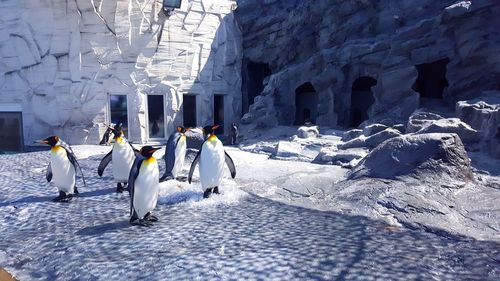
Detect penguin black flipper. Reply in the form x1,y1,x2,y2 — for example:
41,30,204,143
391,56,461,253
97,150,112,177
161,132,181,181
128,157,144,216
224,151,236,179
60,141,87,187
129,142,140,156
46,163,53,182
188,149,201,184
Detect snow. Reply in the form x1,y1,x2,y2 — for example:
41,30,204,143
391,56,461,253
0,145,499,280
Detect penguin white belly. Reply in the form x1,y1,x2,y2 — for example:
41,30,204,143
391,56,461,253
112,141,135,182
50,147,75,194
172,136,187,178
199,140,225,189
133,159,159,219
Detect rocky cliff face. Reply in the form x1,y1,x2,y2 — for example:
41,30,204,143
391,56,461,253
0,0,241,144
236,0,500,129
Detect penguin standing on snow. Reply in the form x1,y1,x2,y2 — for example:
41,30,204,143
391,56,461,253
188,125,236,198
36,136,86,202
160,126,189,182
128,146,161,226
97,123,138,193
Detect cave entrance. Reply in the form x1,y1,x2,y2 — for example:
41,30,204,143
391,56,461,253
183,94,197,128
213,94,224,135
350,76,376,128
243,61,271,115
294,82,318,125
413,58,449,99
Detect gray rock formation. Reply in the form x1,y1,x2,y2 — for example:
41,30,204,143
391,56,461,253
339,128,402,149
349,133,474,183
297,126,319,139
456,91,500,157
236,0,500,130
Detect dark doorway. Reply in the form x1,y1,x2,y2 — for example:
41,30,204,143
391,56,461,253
214,95,224,135
147,95,165,139
350,76,377,127
109,95,129,137
0,112,23,152
294,82,318,125
243,61,271,115
183,94,197,128
413,58,449,99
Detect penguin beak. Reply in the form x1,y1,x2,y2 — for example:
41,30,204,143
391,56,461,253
35,139,48,144
151,147,161,153
212,125,220,130
185,127,191,131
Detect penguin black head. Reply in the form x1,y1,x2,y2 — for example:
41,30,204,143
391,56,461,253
176,126,190,134
108,123,124,139
140,146,161,158
203,125,220,138
36,136,59,147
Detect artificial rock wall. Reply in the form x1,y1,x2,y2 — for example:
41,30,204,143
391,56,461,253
236,0,500,129
0,0,241,144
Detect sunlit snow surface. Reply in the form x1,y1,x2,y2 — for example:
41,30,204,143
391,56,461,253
0,146,498,280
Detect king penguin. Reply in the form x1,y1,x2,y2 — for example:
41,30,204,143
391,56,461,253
128,146,161,226
97,123,138,193
36,136,86,202
188,125,236,198
160,126,189,182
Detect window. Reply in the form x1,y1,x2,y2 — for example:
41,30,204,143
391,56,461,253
183,95,197,128
109,95,129,138
0,112,23,152
147,95,165,139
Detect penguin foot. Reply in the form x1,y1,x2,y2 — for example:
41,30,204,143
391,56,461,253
130,219,153,227
116,183,125,193
203,188,213,199
144,212,159,222
213,186,220,194
74,186,79,195
159,174,174,182
52,191,72,202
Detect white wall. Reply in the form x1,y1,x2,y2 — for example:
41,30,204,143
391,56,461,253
0,0,242,145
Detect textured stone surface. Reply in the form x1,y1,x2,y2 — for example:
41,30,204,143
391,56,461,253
349,133,474,183
339,128,402,149
297,126,319,139
0,0,241,144
236,0,500,129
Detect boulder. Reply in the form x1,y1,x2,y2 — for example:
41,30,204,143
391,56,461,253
339,128,401,149
349,133,474,184
392,124,406,134
297,126,319,138
272,141,303,158
417,118,479,143
313,147,365,165
341,129,363,142
406,111,444,133
362,123,389,137
456,92,500,157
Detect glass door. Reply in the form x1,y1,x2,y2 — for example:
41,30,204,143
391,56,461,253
147,95,165,139
0,112,23,152
109,95,129,138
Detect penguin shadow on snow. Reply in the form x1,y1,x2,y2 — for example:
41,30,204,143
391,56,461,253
76,220,132,236
0,194,56,207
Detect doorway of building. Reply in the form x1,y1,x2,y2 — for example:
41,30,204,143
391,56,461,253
413,58,449,100
109,95,129,138
213,95,224,135
294,82,318,125
350,76,377,127
183,94,197,128
147,95,165,139
0,112,23,152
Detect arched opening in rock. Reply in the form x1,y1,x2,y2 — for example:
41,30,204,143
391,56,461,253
243,61,271,115
413,58,449,100
294,82,318,125
350,76,377,127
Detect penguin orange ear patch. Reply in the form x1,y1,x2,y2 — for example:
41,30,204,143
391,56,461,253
177,126,182,132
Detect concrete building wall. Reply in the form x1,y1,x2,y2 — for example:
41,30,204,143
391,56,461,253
0,0,242,146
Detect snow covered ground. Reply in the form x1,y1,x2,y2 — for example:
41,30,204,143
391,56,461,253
0,144,499,280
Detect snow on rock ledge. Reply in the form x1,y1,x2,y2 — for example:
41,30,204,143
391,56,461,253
297,126,319,138
348,133,474,185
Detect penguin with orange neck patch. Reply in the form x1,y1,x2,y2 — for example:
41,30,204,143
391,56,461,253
160,126,190,182
188,125,236,198
36,136,86,202
128,146,161,226
97,123,138,193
